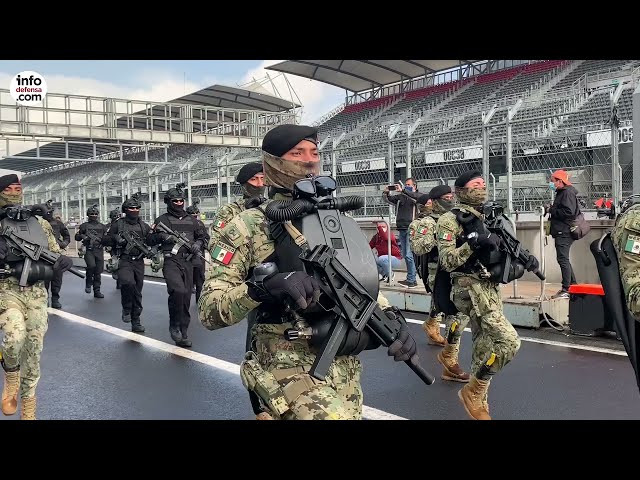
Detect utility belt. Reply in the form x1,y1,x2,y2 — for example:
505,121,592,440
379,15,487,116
240,351,316,420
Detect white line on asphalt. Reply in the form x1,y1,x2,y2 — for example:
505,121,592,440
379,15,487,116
48,307,408,420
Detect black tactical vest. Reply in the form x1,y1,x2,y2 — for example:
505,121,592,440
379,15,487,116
84,221,106,251
1,216,54,285
158,213,196,253
116,218,148,258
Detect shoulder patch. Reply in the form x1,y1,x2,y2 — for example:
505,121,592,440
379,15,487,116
624,234,640,254
211,243,236,265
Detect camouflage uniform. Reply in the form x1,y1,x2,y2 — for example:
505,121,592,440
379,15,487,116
612,203,640,317
198,197,391,420
437,203,520,416
207,201,245,268
1,217,61,399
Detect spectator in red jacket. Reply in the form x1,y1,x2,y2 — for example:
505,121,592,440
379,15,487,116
369,222,402,281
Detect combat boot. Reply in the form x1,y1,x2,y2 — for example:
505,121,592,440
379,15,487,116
2,369,20,415
122,313,131,323
437,344,470,383
169,326,182,343
177,328,192,348
422,317,446,346
85,286,91,294
94,290,104,299
51,297,62,309
131,318,145,333
21,396,36,420
458,377,491,420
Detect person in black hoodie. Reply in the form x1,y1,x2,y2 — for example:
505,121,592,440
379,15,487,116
146,183,209,347
383,178,420,288
547,169,579,298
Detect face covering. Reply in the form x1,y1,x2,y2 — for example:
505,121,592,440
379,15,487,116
433,198,454,214
263,152,320,192
244,183,266,198
456,187,487,207
168,201,185,216
88,215,99,222
405,185,414,192
125,210,140,220
418,203,432,217
0,189,23,207
548,182,556,191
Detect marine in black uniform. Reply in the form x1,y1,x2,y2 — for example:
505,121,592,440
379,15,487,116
146,184,208,347
74,204,106,298
42,202,70,309
103,195,150,333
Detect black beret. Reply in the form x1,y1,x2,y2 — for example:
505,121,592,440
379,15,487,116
0,174,20,191
454,170,483,188
236,162,263,185
416,193,431,205
429,185,452,200
262,124,318,157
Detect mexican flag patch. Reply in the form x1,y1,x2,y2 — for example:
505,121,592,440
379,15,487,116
215,220,226,229
419,228,428,235
212,244,235,265
625,234,640,254
440,232,452,241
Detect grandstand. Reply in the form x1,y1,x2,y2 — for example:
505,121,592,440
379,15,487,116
4,59,639,222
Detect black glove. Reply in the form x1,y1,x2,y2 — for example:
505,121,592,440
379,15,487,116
245,196,267,209
190,241,203,256
387,324,417,362
468,232,501,250
116,235,127,246
257,272,322,310
0,237,7,261
53,255,73,272
157,232,172,243
525,255,539,272
59,240,69,249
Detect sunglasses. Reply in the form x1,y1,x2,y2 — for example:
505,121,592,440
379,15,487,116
171,199,184,204
127,207,141,211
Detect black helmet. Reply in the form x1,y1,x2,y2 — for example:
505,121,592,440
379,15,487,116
122,192,142,212
164,182,186,204
87,204,100,217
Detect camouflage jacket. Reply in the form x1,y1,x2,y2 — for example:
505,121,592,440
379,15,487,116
613,203,640,317
435,204,478,275
208,200,245,252
409,214,439,258
199,196,390,330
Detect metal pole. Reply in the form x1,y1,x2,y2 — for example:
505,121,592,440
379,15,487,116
225,156,231,205
406,127,412,179
363,184,367,216
155,175,160,219
148,176,153,223
103,182,108,222
187,164,192,207
506,109,513,216
387,139,394,284
612,108,620,208
482,121,489,183
216,166,222,208
490,172,496,200
633,84,640,195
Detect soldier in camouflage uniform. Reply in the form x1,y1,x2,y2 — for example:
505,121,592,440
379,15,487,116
198,124,418,420
436,170,521,420
206,161,270,420
612,201,640,318
0,174,73,420
409,185,470,382
208,162,265,254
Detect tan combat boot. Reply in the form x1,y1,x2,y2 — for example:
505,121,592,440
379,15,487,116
21,396,36,420
437,344,470,383
255,412,274,420
2,370,20,416
422,317,446,346
458,377,491,420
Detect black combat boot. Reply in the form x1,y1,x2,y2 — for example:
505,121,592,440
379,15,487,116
131,318,145,333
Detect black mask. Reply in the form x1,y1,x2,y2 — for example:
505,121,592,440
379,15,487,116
168,200,185,216
125,210,140,220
